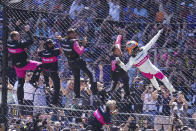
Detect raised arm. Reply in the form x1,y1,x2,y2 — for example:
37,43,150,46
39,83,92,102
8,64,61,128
114,35,122,50
73,40,85,56
37,40,45,53
98,64,103,82
143,29,163,52
55,35,63,54
21,25,34,47
117,57,133,72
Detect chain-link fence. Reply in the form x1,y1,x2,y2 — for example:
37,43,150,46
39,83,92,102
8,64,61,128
4,104,196,131
0,0,196,130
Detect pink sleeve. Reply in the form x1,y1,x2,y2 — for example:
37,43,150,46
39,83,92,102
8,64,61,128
114,35,122,50
73,41,85,56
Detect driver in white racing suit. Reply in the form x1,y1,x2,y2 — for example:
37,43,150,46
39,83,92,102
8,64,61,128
116,29,175,94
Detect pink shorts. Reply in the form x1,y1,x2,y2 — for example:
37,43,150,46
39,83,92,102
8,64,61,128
141,71,164,80
14,60,41,78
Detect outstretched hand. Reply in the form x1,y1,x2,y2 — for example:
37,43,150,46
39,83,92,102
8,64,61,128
116,60,121,65
116,57,121,65
159,28,163,34
82,37,87,46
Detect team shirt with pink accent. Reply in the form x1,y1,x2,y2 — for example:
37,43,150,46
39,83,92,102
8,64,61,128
38,48,61,71
7,32,33,68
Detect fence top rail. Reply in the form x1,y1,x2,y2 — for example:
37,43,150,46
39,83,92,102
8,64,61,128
7,104,196,121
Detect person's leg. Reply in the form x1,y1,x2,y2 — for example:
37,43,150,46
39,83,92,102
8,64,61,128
46,92,51,109
148,110,157,128
154,71,175,93
29,100,34,116
50,72,61,106
150,76,161,91
14,66,26,104
30,68,42,87
23,100,33,116
121,71,130,97
105,72,119,93
69,62,81,98
141,72,153,79
14,67,27,116
17,78,25,104
80,60,98,95
43,71,49,87
135,103,143,113
141,71,161,90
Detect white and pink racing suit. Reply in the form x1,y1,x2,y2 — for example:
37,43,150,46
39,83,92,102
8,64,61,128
118,29,175,93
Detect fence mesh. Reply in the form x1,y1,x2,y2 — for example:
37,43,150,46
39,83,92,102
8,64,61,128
5,104,196,131
0,0,196,130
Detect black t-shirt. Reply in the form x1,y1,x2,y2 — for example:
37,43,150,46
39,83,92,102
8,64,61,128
38,48,60,71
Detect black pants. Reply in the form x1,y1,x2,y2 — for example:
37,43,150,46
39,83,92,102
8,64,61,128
111,69,130,97
43,71,60,106
17,64,42,103
134,103,143,113
69,59,98,97
23,100,34,116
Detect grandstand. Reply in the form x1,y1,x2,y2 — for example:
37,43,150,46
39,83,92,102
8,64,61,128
0,0,196,130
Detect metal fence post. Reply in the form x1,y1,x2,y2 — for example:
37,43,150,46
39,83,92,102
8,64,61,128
0,3,8,131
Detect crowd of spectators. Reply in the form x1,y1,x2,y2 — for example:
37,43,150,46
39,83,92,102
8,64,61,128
0,0,196,130
3,104,196,131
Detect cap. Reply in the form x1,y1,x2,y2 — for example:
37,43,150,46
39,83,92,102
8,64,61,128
44,39,54,50
67,28,76,34
45,39,54,45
